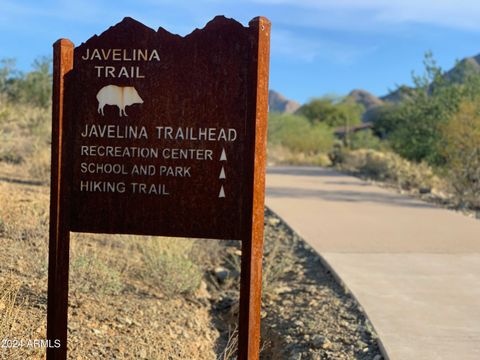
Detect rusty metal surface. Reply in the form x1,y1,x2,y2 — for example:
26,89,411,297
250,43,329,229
48,16,271,360
65,16,266,240
238,16,271,360
47,38,74,360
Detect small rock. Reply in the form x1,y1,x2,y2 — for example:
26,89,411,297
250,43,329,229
268,217,281,226
373,355,382,360
213,266,229,282
139,349,148,359
294,320,304,327
274,286,292,295
419,186,431,194
322,339,333,350
311,335,325,348
196,280,211,299
356,339,367,348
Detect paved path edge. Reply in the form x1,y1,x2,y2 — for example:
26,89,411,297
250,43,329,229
266,206,391,360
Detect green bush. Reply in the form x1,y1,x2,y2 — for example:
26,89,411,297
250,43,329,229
372,52,480,166
268,113,334,155
350,129,382,150
0,57,52,108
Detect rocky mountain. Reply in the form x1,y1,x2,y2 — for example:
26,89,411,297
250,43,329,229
380,85,414,103
348,89,384,110
380,53,480,103
444,55,480,83
270,52,480,120
268,90,301,113
347,89,384,122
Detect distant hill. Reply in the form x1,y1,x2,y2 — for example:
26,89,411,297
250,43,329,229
348,89,383,110
347,89,384,122
380,53,480,103
444,55,480,83
269,90,301,113
271,52,480,120
380,85,414,103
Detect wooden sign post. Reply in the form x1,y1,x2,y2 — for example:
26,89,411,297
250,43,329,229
48,16,270,360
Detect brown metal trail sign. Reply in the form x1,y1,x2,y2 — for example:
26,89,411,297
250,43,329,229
48,16,270,359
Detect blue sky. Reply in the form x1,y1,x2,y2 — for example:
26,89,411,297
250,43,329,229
2,0,480,104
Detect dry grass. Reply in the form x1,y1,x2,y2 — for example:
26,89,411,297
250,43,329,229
262,235,295,295
26,146,50,183
0,276,22,341
0,177,223,359
0,97,50,171
136,236,203,297
267,145,332,167
220,326,238,360
0,275,45,360
337,149,446,193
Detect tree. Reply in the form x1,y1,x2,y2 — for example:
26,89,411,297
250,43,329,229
296,95,364,128
372,52,480,165
0,56,52,108
350,129,382,150
371,103,403,138
268,113,334,155
440,101,480,209
0,58,19,95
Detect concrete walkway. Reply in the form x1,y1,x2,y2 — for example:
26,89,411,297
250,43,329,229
265,166,480,360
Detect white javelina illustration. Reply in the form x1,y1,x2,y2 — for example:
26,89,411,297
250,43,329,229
96,85,143,117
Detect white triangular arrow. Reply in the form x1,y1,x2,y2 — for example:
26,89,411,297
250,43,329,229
220,148,227,161
219,167,226,179
219,185,225,198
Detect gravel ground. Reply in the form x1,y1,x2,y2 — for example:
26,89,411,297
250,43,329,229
212,208,384,360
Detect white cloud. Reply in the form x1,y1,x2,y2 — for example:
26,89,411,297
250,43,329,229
248,0,480,32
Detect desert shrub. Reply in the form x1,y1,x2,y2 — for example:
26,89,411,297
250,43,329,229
262,238,295,294
27,145,51,183
268,113,335,166
0,97,50,166
138,237,202,296
349,129,382,150
337,149,440,191
0,57,52,108
268,113,334,154
70,250,123,296
440,101,480,209
267,145,332,166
